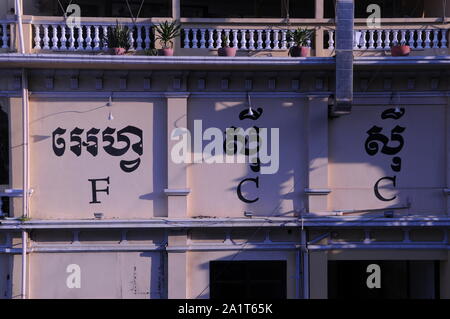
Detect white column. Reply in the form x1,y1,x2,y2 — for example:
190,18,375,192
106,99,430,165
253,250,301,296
166,93,190,218
306,96,329,212
167,230,187,298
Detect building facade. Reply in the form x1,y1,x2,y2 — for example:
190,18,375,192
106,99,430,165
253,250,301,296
0,0,449,299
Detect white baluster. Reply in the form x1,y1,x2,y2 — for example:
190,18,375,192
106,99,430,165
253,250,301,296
93,25,100,51
441,29,447,48
408,30,415,48
60,25,67,50
76,25,84,50
273,30,280,49
232,29,238,48
400,30,407,45
42,24,50,50
360,30,367,49
128,26,135,50
281,30,287,50
392,30,399,46
256,30,263,49
85,25,92,50
136,26,143,50
433,29,439,48
144,25,151,49
368,30,375,49
1,24,9,49
68,25,75,50
216,29,223,48
199,29,206,48
102,26,108,50
33,24,41,49
191,28,199,48
249,30,255,50
183,28,191,48
376,30,383,49
190,28,198,48
384,30,390,48
264,30,272,49
424,30,431,48
328,30,334,49
240,30,247,50
51,25,59,50
207,29,214,49
353,30,360,49
417,30,423,48
224,29,230,47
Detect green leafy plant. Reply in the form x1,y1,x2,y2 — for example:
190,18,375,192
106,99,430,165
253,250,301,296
221,33,230,48
154,20,181,49
287,28,314,47
105,21,131,50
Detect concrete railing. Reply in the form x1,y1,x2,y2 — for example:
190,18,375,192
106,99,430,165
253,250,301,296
181,27,312,50
327,27,448,50
32,21,154,51
2,16,450,56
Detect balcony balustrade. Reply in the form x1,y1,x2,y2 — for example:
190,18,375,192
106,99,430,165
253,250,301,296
181,27,311,50
0,16,449,57
31,22,153,52
327,28,448,50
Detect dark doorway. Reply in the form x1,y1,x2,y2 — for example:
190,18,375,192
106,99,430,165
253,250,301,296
328,260,440,299
210,260,287,299
0,104,9,186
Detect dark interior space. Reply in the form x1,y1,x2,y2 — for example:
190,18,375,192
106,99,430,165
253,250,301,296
328,260,440,299
181,0,315,18
325,0,425,18
210,260,287,299
30,0,172,17
0,104,9,186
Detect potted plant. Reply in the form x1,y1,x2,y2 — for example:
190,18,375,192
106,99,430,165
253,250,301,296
391,40,410,56
154,20,181,56
218,33,237,57
105,22,130,55
287,28,314,57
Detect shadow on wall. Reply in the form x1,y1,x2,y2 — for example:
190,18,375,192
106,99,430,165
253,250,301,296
187,97,306,218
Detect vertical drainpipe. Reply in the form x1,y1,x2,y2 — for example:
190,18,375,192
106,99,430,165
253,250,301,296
16,0,29,299
301,229,309,299
330,0,354,116
20,68,29,299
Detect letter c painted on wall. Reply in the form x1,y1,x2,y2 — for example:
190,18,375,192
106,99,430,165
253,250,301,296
237,177,259,203
374,176,397,202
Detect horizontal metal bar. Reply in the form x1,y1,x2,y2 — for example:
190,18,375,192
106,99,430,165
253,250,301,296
308,244,450,250
1,217,450,230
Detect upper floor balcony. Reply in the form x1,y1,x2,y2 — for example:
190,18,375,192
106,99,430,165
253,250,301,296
0,0,449,58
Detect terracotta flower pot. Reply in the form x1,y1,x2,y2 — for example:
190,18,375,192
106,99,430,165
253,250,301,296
289,46,310,57
160,48,174,56
110,47,126,55
218,47,237,57
391,45,410,56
